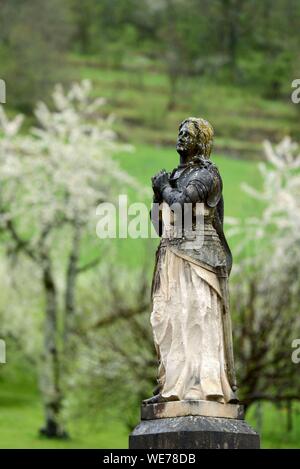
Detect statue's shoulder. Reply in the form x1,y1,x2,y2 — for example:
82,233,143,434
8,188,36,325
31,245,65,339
189,159,222,207
188,158,221,183
200,159,221,179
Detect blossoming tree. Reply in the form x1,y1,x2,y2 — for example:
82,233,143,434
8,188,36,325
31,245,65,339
0,81,138,437
229,137,300,420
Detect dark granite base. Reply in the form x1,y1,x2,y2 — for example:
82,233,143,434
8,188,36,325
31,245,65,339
129,415,260,449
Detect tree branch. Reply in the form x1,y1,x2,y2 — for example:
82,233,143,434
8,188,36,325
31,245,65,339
76,256,101,274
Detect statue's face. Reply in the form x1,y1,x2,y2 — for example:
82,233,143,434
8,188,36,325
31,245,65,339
176,123,197,156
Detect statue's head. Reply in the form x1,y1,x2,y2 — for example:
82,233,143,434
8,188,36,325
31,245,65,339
176,117,214,159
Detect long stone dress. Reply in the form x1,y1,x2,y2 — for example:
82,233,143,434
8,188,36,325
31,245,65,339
151,245,235,403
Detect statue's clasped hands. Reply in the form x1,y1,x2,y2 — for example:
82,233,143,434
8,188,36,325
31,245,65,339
151,169,170,195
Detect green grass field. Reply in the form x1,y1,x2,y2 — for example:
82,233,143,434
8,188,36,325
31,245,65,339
1,58,299,448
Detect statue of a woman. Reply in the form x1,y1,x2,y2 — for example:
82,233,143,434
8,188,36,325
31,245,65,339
145,117,238,405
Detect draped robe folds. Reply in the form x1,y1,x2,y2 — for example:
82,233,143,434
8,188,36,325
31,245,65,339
151,245,235,404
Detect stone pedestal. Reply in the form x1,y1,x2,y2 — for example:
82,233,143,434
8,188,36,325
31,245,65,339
129,400,260,449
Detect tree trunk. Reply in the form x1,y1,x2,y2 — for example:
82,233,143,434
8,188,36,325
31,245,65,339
39,256,67,439
221,0,239,80
167,73,178,111
255,401,263,435
64,223,81,345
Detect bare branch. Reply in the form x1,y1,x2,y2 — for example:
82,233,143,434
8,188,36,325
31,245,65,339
76,256,102,274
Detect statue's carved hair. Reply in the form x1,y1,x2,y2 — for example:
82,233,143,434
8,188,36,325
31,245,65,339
179,117,214,158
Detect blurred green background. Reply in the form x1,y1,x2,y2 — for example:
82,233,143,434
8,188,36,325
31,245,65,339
1,0,300,449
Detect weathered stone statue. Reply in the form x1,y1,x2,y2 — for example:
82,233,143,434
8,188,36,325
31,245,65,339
129,118,260,449
146,117,237,406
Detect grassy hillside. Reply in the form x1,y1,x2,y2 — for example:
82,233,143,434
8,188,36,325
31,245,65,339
73,56,299,160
